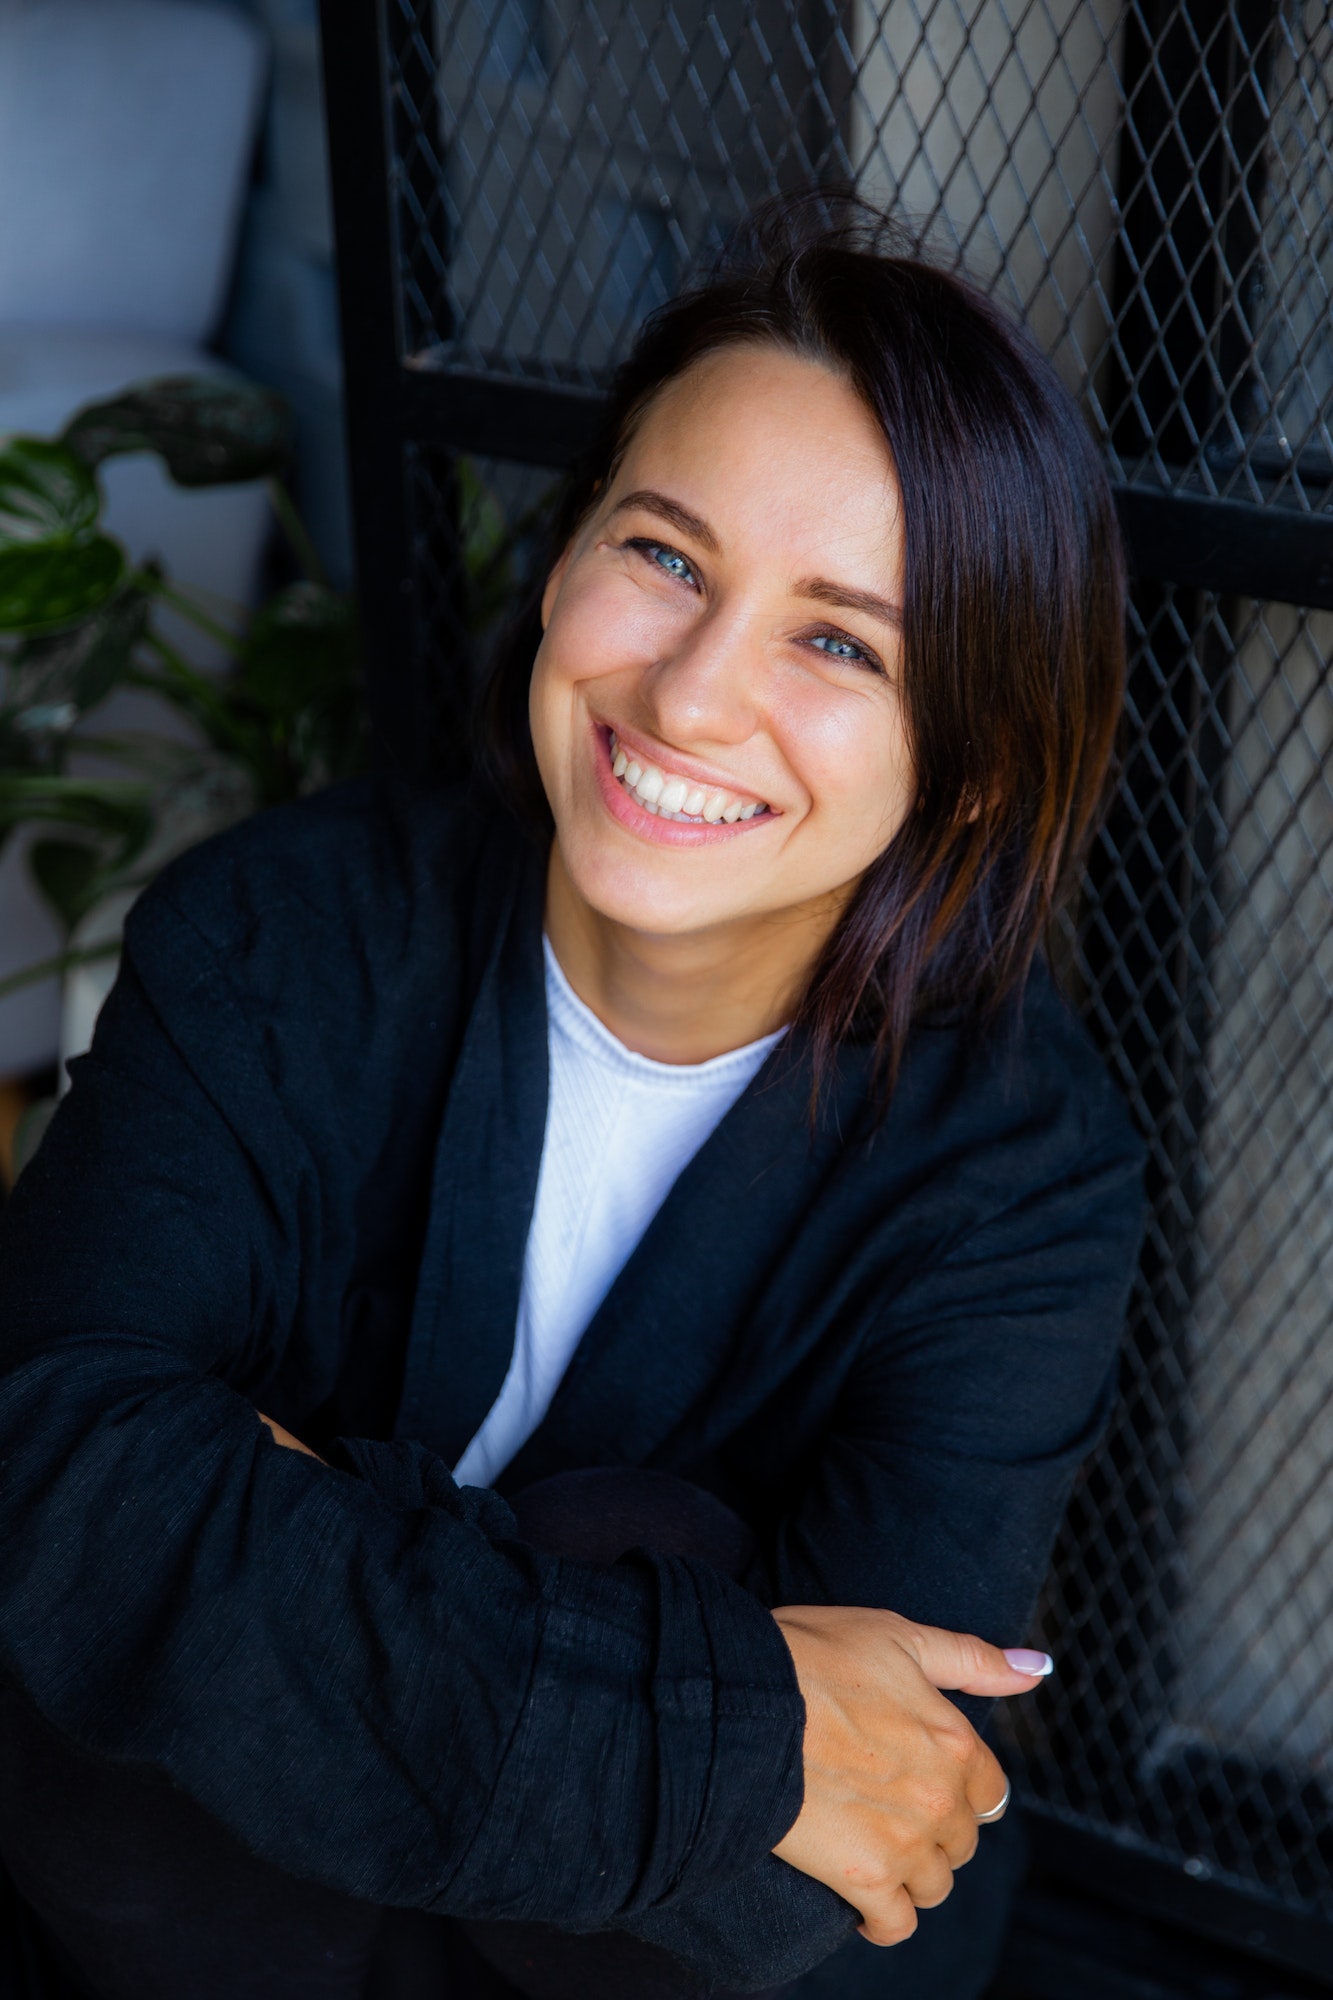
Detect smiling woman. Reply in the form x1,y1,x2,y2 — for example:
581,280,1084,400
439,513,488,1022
527,344,914,1066
487,203,1123,1086
0,199,1144,2000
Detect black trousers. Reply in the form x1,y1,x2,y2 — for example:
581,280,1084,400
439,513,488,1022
0,1470,1023,2000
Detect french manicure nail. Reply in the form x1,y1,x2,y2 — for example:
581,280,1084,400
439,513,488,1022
1004,1647,1054,1677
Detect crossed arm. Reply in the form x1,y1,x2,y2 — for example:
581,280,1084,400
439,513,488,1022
0,915,1138,1987
256,1412,1041,1948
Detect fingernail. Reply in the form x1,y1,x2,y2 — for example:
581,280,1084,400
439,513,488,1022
1004,1648,1054,1677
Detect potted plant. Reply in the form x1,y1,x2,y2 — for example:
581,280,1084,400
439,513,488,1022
0,376,365,1170
0,379,557,1182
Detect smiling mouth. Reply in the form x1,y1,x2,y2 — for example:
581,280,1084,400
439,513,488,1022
608,731,773,824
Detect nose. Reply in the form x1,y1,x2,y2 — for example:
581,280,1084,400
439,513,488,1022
641,602,763,750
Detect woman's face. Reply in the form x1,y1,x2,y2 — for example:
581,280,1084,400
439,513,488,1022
529,342,913,943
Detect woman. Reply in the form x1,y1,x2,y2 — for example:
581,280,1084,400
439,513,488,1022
0,201,1143,2000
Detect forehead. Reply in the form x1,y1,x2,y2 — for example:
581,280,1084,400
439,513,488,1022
609,343,903,576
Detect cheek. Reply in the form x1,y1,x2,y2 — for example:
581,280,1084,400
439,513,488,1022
527,634,583,816
772,679,914,842
540,563,675,690
527,636,560,755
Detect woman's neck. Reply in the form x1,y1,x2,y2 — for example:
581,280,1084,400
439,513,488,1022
543,843,845,1064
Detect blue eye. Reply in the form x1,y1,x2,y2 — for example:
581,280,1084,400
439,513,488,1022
629,538,697,587
811,632,868,662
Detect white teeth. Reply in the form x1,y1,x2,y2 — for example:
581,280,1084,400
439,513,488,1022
608,734,769,824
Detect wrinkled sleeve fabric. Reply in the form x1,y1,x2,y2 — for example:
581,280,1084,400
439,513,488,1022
0,892,804,1928
622,1087,1146,1990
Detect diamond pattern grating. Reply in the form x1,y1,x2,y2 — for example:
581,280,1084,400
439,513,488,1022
1012,587,1333,1917
358,0,1333,1937
389,0,1333,508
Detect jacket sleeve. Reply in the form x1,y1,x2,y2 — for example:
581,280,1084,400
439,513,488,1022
0,905,804,1927
621,1109,1146,1990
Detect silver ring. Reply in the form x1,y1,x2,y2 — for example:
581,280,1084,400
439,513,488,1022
975,1779,1011,1824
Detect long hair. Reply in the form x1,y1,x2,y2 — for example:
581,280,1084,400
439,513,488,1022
479,195,1125,1098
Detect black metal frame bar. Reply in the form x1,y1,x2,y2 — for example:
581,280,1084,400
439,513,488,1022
318,1,418,768
320,0,1333,747
1111,0,1284,469
317,0,1333,1973
1025,1819,1333,1987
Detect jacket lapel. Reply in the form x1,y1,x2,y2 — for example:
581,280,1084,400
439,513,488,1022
397,812,877,1481
499,1036,873,1488
395,833,550,1464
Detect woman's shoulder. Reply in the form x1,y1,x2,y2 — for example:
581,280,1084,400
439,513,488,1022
889,957,1146,1208
1011,958,1141,1154
129,772,524,973
101,775,538,1146
977,958,1146,1211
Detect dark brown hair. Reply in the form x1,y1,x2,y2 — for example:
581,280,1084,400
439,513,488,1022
480,195,1125,1095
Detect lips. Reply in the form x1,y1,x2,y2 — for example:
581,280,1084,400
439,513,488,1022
608,731,772,824
589,724,777,848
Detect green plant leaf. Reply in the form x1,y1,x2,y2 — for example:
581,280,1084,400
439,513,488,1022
0,538,126,633
234,582,366,800
63,376,294,488
2,582,149,732
0,439,101,550
238,582,359,714
128,636,267,770
71,726,228,783
27,836,106,932
0,773,154,932
454,458,558,639
458,459,511,582
0,772,154,844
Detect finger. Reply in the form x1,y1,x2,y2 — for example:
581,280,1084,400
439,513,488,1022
937,1806,980,1871
856,1885,919,1948
973,1776,1010,1825
902,1849,954,1911
895,1618,1053,1697
963,1743,1011,1822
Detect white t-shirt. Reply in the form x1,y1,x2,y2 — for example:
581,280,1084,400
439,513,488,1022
453,939,784,1486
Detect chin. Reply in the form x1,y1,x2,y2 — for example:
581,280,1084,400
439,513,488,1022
565,835,740,937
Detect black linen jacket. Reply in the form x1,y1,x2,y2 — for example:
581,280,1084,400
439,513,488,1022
0,776,1145,1990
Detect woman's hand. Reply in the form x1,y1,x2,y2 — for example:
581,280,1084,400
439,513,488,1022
256,1414,1037,1947
771,1604,1048,1945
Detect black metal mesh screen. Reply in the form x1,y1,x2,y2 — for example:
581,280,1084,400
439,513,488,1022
404,448,557,741
370,0,1333,1943
1011,583,1333,1918
390,0,1333,507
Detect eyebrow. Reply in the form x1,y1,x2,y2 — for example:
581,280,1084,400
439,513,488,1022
610,487,902,628
797,576,903,630
608,488,720,554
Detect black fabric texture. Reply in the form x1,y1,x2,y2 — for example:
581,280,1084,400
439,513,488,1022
0,1471,770,2000
0,774,1146,1993
0,1471,1021,2000
463,1467,761,1999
